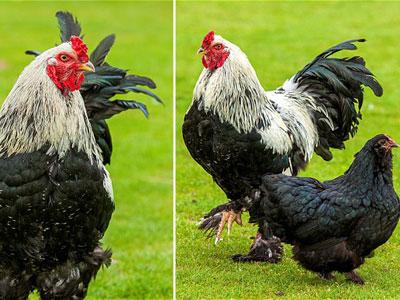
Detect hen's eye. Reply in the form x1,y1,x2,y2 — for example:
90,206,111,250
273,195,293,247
60,55,69,62
213,44,223,50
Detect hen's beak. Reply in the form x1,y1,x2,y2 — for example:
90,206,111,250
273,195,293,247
79,61,95,72
389,137,400,148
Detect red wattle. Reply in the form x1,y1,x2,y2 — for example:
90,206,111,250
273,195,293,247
46,65,63,91
46,64,85,94
203,51,229,71
202,56,208,68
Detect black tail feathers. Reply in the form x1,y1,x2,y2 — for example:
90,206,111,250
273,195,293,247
293,39,383,161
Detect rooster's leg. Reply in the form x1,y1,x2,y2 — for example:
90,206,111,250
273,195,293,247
345,270,365,285
214,209,243,244
198,201,243,244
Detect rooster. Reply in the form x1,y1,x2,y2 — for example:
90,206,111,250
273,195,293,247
249,134,399,284
182,31,383,261
0,36,115,299
26,11,162,165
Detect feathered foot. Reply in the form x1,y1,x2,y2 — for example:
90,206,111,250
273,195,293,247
0,269,33,300
37,246,112,299
345,270,364,285
37,262,88,300
231,234,283,263
318,272,335,281
198,202,244,245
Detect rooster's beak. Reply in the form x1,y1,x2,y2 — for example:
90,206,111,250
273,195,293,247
197,47,205,55
79,61,95,72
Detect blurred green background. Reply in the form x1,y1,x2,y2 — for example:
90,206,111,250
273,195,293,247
176,1,400,299
0,1,172,299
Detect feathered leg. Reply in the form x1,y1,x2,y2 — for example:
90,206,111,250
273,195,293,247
0,267,33,300
231,222,283,263
345,270,364,285
37,246,112,300
198,201,243,244
318,272,335,281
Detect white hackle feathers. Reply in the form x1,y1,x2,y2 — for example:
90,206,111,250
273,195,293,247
193,35,321,161
102,168,114,202
0,42,102,163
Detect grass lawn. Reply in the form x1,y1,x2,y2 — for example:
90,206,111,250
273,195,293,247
176,1,400,299
0,1,172,299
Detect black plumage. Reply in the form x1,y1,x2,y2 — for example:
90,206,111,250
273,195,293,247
293,39,383,160
0,11,161,298
183,106,290,202
252,134,399,283
0,148,114,298
26,11,162,164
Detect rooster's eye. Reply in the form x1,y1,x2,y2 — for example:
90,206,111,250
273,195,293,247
213,44,223,50
60,55,69,62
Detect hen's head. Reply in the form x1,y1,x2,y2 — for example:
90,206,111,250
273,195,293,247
348,134,398,177
46,36,95,94
356,134,399,170
369,134,399,157
198,31,231,71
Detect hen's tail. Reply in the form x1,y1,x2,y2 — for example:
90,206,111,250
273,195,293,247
285,39,383,161
25,11,162,164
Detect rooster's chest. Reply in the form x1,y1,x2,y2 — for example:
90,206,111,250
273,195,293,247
0,147,114,265
183,103,290,197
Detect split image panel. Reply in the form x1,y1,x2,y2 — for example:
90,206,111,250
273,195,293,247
0,0,399,299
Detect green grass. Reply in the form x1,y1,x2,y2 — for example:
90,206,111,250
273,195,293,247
176,1,400,299
0,1,172,299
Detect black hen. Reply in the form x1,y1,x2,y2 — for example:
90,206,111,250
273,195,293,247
249,134,399,284
26,11,162,164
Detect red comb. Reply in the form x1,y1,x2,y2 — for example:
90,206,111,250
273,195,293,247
70,36,89,63
202,31,215,49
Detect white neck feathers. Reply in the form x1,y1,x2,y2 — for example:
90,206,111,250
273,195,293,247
0,45,101,163
193,43,293,155
194,47,264,129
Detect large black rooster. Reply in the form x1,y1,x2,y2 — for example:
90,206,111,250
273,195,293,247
248,134,399,284
26,11,162,164
0,13,160,300
183,31,383,260
0,35,112,299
